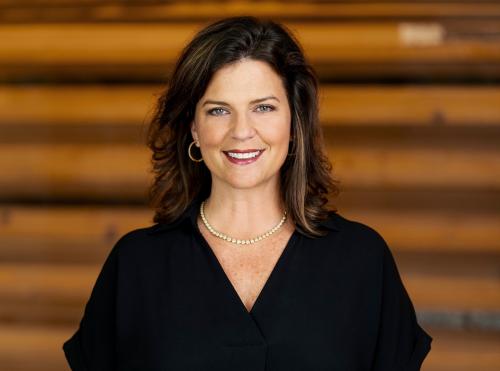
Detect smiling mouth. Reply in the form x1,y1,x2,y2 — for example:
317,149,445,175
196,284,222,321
222,149,265,165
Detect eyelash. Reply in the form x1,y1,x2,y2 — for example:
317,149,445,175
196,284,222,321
207,104,275,116
256,104,275,113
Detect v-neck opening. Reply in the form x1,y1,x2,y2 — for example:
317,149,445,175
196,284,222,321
193,215,299,317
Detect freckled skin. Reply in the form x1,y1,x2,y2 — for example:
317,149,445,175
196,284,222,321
197,214,295,313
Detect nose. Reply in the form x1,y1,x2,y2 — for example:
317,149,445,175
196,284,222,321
230,112,256,141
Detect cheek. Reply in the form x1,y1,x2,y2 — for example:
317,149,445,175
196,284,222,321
262,115,291,145
198,125,226,147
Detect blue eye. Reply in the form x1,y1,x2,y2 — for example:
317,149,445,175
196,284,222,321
256,104,275,112
207,107,228,116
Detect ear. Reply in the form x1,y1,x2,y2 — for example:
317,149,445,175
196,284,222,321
190,120,199,145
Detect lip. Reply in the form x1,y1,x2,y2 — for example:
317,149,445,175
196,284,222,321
223,149,265,166
223,149,264,153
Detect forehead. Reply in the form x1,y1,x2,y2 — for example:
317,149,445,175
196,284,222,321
202,59,285,99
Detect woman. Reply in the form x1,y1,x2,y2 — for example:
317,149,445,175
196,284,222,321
63,16,432,370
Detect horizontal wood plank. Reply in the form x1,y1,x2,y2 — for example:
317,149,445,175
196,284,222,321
0,144,149,199
1,85,500,127
0,84,158,126
0,22,499,81
0,324,72,371
0,144,498,199
321,86,500,126
0,22,497,64
0,205,152,263
1,1,500,23
327,145,500,189
423,327,500,371
346,209,500,253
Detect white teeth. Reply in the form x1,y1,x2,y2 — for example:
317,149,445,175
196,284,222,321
227,151,261,159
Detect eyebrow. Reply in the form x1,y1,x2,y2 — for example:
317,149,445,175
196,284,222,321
202,95,280,107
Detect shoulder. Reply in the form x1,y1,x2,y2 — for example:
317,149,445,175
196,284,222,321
112,224,156,247
108,223,184,259
325,210,391,259
333,212,387,244
115,220,187,243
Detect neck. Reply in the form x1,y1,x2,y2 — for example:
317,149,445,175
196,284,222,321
201,183,289,240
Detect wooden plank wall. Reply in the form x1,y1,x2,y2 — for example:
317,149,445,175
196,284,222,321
1,1,500,370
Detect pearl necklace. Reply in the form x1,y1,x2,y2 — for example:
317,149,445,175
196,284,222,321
199,200,287,245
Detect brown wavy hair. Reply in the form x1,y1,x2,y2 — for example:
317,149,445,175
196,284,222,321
146,16,340,238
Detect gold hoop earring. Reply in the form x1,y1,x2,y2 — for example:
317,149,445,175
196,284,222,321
188,140,203,162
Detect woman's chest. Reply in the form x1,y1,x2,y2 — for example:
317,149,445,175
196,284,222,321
115,228,381,370
199,222,295,313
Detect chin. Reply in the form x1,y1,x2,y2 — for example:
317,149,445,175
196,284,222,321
225,176,263,189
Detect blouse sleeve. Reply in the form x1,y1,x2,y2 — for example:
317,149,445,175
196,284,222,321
371,238,433,371
62,240,120,371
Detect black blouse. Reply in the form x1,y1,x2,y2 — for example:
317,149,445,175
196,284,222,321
62,198,432,370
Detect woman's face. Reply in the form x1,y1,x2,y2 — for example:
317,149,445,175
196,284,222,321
191,58,292,191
